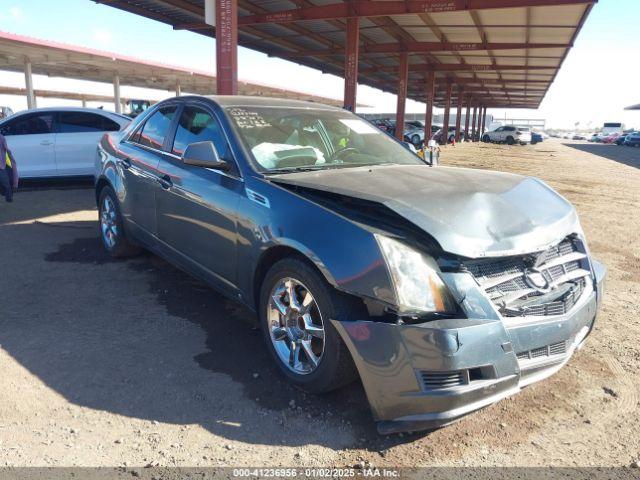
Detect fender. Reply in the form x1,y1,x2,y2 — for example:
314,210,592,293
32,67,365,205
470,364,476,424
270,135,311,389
236,175,397,310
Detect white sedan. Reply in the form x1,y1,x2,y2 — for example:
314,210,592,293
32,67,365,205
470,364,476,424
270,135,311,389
0,107,130,178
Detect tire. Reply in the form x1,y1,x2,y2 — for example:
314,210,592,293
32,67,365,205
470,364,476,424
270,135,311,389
259,257,363,394
98,186,141,258
411,134,421,146
506,136,515,145
482,134,490,143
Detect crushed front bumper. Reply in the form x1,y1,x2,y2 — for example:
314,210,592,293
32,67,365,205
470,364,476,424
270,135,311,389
332,260,606,434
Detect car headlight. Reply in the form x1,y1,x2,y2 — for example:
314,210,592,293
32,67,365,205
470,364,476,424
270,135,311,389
375,234,457,315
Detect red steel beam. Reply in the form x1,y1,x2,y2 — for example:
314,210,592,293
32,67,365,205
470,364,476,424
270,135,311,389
481,106,488,136
424,71,436,143
238,1,595,25
454,86,463,142
471,104,478,141
464,95,471,141
276,42,569,58
361,64,554,74
343,17,359,112
441,82,453,145
216,0,238,95
395,53,409,141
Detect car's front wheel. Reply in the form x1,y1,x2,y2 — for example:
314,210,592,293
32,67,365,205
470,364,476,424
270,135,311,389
98,186,140,258
259,258,361,393
411,134,421,146
482,134,490,142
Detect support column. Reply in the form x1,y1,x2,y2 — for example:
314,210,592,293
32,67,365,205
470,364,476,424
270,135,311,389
441,82,452,145
81,98,87,108
424,71,435,143
471,103,478,142
113,74,121,114
464,95,471,141
216,0,238,95
395,53,409,141
454,86,463,143
476,105,483,141
24,60,36,110
343,17,359,112
481,106,488,138
176,81,182,97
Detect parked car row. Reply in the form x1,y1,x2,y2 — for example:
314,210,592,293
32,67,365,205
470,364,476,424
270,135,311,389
0,107,130,178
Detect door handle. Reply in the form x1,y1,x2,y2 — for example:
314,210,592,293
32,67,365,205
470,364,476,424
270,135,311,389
121,157,132,169
158,174,173,190
40,140,53,146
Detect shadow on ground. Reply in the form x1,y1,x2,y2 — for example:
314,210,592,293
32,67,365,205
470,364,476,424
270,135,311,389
1,216,424,451
563,142,640,169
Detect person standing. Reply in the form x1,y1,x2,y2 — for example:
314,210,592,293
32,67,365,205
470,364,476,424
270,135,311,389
0,132,18,202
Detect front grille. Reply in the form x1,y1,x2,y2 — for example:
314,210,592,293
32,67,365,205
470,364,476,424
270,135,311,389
516,341,567,361
462,236,592,318
420,370,467,390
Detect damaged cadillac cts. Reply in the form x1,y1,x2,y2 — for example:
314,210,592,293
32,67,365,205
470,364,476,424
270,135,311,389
95,96,606,434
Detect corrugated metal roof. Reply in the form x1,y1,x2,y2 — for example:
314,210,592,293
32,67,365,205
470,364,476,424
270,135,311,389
90,0,597,108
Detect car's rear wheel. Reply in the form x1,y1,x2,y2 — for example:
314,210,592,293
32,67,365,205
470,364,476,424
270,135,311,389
506,136,515,145
98,187,140,258
259,258,361,393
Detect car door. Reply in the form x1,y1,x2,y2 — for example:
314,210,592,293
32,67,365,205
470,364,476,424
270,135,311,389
119,105,178,240
155,103,242,291
55,111,123,176
0,112,56,178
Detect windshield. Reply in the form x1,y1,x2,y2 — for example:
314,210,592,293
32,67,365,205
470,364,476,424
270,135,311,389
225,106,425,173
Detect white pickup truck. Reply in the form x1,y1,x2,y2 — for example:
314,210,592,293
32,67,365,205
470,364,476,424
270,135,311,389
482,125,532,145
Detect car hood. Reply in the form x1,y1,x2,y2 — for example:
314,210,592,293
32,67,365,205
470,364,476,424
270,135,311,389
270,164,580,258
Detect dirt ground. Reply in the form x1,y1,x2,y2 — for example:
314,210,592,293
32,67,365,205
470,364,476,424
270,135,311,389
0,140,638,468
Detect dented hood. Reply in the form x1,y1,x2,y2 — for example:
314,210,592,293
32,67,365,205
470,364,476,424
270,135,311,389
270,164,580,258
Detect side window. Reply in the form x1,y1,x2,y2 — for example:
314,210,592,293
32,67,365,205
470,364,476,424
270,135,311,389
133,106,177,150
172,106,228,158
1,113,54,136
58,112,121,133
496,127,504,132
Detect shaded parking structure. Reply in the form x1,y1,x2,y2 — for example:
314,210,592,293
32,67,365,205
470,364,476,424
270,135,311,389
0,30,350,112
93,0,596,142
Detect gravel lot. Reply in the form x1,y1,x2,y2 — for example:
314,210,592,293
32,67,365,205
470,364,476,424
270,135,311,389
0,140,638,468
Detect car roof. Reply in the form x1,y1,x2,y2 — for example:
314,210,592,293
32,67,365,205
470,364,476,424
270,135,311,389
195,95,342,111
9,107,130,121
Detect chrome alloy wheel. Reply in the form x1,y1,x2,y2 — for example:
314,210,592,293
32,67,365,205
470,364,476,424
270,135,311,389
100,196,118,249
267,278,325,375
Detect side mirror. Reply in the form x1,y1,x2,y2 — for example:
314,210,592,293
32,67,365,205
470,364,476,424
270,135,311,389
182,141,230,171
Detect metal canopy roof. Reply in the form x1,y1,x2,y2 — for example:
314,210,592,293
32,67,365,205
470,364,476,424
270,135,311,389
92,0,596,109
0,31,348,107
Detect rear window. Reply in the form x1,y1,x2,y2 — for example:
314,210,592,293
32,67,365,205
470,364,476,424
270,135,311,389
517,127,531,132
131,106,177,150
58,111,121,133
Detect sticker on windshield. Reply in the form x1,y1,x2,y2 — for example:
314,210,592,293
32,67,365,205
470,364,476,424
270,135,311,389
227,108,272,129
339,119,380,135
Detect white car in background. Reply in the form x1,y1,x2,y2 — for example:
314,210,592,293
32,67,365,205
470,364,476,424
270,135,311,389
482,125,532,145
0,107,130,178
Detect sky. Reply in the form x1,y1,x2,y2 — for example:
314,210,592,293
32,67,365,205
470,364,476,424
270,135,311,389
0,0,637,129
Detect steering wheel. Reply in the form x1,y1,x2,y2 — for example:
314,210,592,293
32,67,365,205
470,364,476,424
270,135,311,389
328,147,359,162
